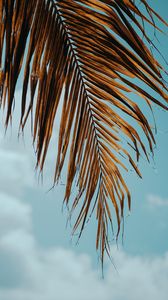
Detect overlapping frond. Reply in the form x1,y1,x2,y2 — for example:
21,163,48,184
0,0,168,264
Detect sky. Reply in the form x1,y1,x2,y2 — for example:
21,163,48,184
0,1,168,299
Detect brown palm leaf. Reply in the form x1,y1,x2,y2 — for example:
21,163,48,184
0,0,168,265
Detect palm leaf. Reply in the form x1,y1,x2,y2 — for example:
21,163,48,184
0,0,168,265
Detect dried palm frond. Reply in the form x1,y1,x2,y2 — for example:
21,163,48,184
0,0,168,265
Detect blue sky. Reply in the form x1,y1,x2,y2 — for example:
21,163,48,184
0,1,168,299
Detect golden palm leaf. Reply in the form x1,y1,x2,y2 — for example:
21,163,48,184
0,0,168,265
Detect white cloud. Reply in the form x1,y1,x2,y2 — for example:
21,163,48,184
0,92,36,196
0,88,64,191
0,149,34,196
0,193,31,237
0,192,168,300
147,194,168,207
105,249,168,300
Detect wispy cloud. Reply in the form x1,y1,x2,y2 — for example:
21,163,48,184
147,194,168,207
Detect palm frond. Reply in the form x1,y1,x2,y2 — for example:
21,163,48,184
0,0,168,265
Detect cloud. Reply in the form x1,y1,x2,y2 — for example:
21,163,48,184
147,194,168,207
0,93,36,197
0,149,35,196
0,193,31,237
106,249,168,300
0,88,64,190
0,192,168,300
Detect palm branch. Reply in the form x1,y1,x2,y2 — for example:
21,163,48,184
0,0,168,265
